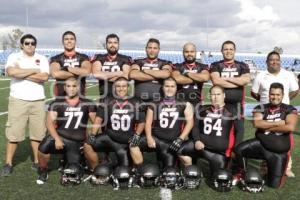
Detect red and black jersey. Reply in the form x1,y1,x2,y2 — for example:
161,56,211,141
210,60,249,103
133,58,172,101
96,97,145,142
254,103,297,153
91,53,132,95
50,52,90,97
175,62,209,105
192,105,235,157
149,99,187,142
48,98,97,141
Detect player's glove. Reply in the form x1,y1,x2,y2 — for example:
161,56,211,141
87,134,97,146
129,133,141,147
169,137,183,152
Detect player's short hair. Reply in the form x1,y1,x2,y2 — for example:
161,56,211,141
266,51,281,62
163,77,177,85
106,33,119,43
209,85,225,94
114,77,129,85
62,31,76,41
65,77,78,84
221,40,236,51
269,82,284,94
20,34,37,45
146,38,160,48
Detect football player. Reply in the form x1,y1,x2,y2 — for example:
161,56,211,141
234,82,298,188
50,31,91,97
130,77,194,169
129,38,172,102
172,42,210,106
36,77,97,184
91,33,132,97
210,40,251,147
84,77,145,169
178,85,235,175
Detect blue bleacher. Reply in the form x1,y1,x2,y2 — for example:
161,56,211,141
0,49,298,71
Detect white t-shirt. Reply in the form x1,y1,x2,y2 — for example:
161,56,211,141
5,51,49,101
251,68,299,104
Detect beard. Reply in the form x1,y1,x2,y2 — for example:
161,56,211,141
107,47,118,55
185,57,196,64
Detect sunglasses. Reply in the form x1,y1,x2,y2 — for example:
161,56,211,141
24,41,36,46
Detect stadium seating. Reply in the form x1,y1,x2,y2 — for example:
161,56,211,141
0,49,299,71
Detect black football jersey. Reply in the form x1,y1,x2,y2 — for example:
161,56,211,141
254,103,297,153
133,58,172,101
97,97,145,142
210,60,249,103
150,99,187,142
175,62,209,105
48,98,97,141
91,53,132,95
192,105,235,156
50,52,90,97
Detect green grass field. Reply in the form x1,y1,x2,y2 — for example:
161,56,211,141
0,79,300,200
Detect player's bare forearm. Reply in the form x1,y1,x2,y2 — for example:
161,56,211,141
67,67,90,77
135,122,145,135
91,117,103,134
51,70,74,79
144,69,170,79
253,119,285,129
172,71,193,85
266,114,298,133
129,70,154,81
46,113,61,141
211,77,238,88
187,71,210,82
25,72,49,83
6,67,39,78
226,74,251,86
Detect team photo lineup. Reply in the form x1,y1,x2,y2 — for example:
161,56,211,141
1,30,299,194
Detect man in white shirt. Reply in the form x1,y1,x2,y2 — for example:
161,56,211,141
251,51,299,104
251,51,299,177
1,34,49,176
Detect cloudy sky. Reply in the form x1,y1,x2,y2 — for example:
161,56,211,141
0,0,299,54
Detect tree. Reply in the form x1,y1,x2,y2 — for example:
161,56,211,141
1,28,24,50
8,28,24,49
273,46,283,54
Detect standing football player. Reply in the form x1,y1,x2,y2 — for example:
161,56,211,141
172,42,210,106
91,33,132,97
36,77,97,184
129,38,172,102
210,40,250,147
50,31,91,97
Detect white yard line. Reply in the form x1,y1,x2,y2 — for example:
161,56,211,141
0,87,9,90
0,111,8,116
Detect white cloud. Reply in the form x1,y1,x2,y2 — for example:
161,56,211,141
236,0,279,23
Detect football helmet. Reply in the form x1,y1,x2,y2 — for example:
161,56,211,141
212,169,233,192
60,163,83,185
160,167,182,190
139,163,160,188
242,168,265,193
112,166,132,190
182,165,202,189
90,164,112,185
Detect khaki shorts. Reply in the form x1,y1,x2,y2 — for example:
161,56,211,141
5,96,46,142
